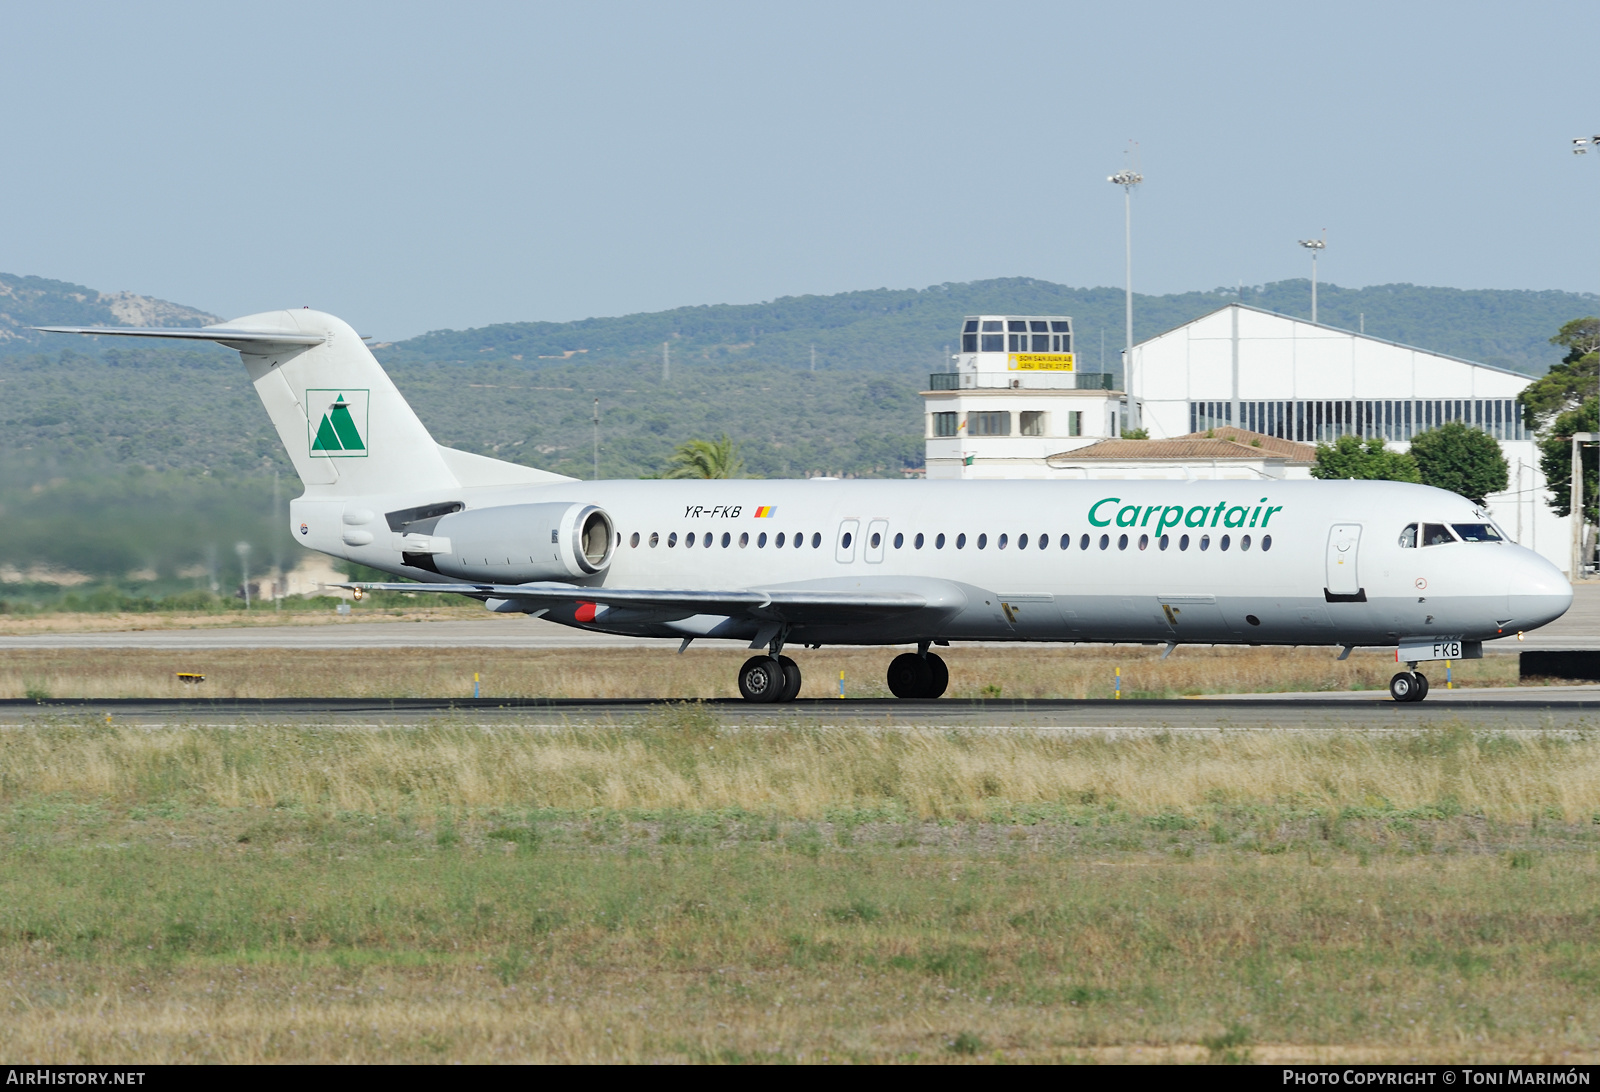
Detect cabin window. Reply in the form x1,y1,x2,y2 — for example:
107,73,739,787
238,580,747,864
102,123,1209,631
1422,523,1454,546
914,532,924,549
649,532,659,547
703,532,713,547
936,533,946,549
893,532,902,548
630,532,640,548
1240,535,1251,551
722,532,731,548
811,532,822,548
969,411,1011,437
775,532,785,547
1200,535,1211,551
956,533,967,549
1220,534,1231,551
997,534,1007,549
1018,533,1028,549
1079,534,1089,550
1099,534,1110,550
932,412,959,437
1179,534,1190,551
1262,535,1272,551
738,532,748,548
1139,534,1149,550
1118,534,1129,550
870,532,881,548
1019,411,1045,436
1159,535,1169,551
669,532,680,547
758,532,767,547
1398,523,1417,548
977,533,988,549
841,532,852,549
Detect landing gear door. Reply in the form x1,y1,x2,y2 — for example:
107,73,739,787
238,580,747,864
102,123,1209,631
835,519,860,563
1326,524,1362,597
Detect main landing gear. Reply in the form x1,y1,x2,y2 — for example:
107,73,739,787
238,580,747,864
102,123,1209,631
734,646,950,702
738,654,802,703
886,649,949,700
1389,668,1431,703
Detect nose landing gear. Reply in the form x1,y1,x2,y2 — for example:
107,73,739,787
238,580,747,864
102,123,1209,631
1389,669,1431,703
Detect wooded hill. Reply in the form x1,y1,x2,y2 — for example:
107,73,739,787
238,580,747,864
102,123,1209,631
0,270,1592,593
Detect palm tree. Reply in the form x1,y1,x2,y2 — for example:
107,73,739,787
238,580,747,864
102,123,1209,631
664,434,744,479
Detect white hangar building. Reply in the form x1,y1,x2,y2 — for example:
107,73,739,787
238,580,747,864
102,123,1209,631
923,304,1573,575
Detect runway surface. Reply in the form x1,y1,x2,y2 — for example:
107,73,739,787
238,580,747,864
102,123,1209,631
6,692,1597,729
0,583,1594,650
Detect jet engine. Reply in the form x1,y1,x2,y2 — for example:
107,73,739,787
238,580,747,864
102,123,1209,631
399,502,615,582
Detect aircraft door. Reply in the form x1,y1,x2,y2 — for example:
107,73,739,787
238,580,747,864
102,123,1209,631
835,519,860,563
864,519,888,563
1326,524,1362,597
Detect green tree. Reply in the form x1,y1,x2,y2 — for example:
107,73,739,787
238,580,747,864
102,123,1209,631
1519,316,1599,432
1408,423,1509,505
663,434,744,479
1535,396,1598,521
1310,435,1420,483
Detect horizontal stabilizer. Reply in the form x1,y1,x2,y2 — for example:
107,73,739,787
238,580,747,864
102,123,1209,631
34,325,326,350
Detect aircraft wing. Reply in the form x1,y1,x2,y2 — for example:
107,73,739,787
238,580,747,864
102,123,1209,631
339,580,951,623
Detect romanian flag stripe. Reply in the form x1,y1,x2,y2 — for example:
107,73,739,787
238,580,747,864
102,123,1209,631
754,506,776,518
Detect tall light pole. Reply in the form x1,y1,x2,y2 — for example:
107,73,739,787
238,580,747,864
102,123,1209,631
1298,232,1327,324
1108,150,1143,430
592,398,601,480
1568,136,1600,576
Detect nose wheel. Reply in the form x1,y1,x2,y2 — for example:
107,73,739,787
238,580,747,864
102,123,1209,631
1389,670,1430,703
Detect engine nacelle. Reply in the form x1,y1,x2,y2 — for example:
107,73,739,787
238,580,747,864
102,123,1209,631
420,502,614,582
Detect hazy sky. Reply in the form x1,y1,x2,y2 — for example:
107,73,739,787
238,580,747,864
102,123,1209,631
3,0,1597,339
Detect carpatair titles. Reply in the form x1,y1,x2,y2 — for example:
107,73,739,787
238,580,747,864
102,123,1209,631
1087,497,1285,535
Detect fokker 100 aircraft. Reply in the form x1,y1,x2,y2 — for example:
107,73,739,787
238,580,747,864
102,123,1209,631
41,309,1573,703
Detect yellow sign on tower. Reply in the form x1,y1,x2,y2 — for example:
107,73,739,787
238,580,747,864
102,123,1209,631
1008,353,1074,371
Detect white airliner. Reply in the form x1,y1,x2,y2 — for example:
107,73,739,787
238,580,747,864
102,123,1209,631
41,309,1573,703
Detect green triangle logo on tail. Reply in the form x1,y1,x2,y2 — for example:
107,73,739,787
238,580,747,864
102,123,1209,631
307,390,369,457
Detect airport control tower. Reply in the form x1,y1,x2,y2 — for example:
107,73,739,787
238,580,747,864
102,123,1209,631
922,315,1124,479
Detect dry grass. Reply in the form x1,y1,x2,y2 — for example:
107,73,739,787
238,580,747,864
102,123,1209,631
0,644,1521,700
0,604,485,635
4,715,1599,821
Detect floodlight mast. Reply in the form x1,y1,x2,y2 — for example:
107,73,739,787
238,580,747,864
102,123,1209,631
1298,233,1327,324
1569,135,1600,577
1108,152,1143,430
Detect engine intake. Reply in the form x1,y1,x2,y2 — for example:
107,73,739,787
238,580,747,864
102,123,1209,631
422,502,614,582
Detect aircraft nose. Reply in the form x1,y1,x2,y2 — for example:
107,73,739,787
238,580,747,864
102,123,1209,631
1507,550,1574,632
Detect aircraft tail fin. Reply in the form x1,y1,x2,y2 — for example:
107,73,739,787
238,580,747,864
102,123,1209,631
38,309,574,495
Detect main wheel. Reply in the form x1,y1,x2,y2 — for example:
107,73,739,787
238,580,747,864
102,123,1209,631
887,652,933,698
1389,671,1419,703
924,652,949,699
1413,672,1430,701
777,655,802,702
738,655,784,702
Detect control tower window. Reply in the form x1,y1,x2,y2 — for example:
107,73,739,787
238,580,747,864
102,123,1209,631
1008,320,1028,332
969,411,1011,436
982,321,1002,331
981,319,1004,352
963,332,978,352
964,320,979,333
1032,332,1051,352
1020,411,1045,436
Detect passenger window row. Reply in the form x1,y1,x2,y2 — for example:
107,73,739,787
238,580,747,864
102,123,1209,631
622,529,1273,553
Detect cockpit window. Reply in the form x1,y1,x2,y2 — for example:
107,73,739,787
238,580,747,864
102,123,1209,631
1398,523,1417,548
1451,523,1503,542
1421,523,1455,546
